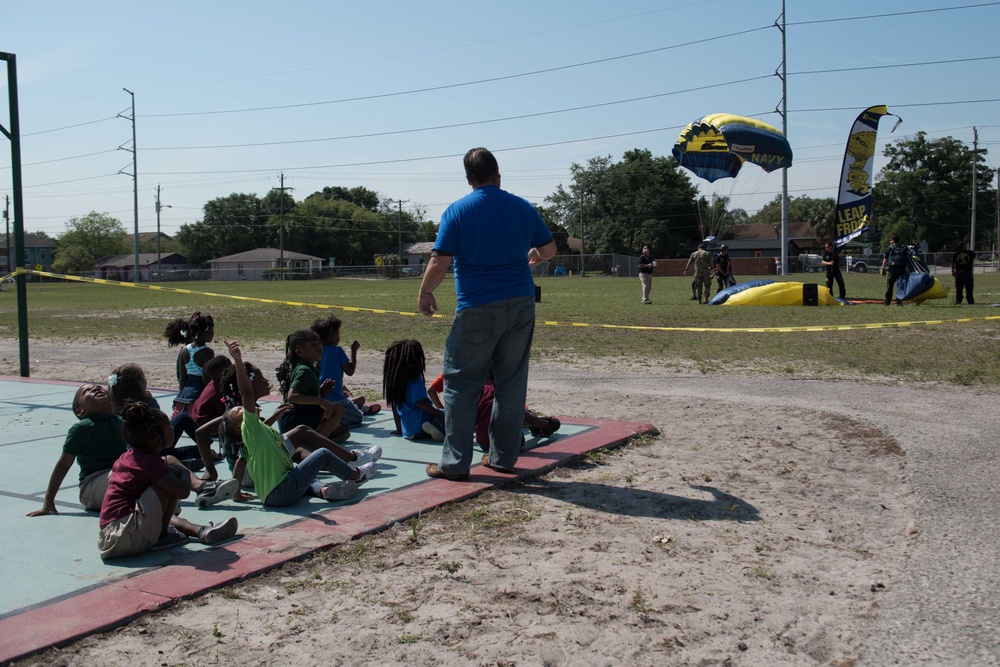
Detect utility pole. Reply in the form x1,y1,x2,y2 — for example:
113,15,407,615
3,194,9,275
578,190,585,277
995,168,999,262
970,126,987,252
118,89,139,282
154,185,171,278
394,199,409,271
271,173,293,280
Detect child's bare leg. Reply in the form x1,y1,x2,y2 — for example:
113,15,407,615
351,395,366,407
523,410,548,429
314,403,346,438
286,425,355,462
155,486,176,537
169,515,239,544
164,455,208,492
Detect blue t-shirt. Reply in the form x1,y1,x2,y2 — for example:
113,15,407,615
399,376,432,439
318,344,349,401
434,185,552,311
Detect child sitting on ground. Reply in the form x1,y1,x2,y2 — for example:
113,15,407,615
193,359,380,494
476,373,561,460
275,329,349,441
107,363,202,469
27,383,127,517
164,312,215,415
98,401,239,559
223,339,378,506
311,315,380,427
189,356,233,427
383,339,445,441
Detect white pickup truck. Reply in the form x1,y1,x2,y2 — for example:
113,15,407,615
799,253,875,273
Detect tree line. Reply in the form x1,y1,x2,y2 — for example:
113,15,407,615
45,134,998,273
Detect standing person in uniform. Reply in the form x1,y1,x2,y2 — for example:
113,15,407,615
951,241,975,305
712,244,734,296
822,241,846,300
638,245,654,305
417,147,556,480
880,235,908,306
683,242,713,304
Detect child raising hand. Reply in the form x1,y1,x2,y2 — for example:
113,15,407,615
225,340,377,507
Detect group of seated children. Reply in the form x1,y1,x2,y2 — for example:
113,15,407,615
26,312,384,560
26,312,563,560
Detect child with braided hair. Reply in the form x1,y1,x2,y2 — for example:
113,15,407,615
383,339,445,441
275,329,349,441
164,312,216,415
97,401,238,559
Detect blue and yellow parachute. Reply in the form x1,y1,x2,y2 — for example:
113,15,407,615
672,113,793,183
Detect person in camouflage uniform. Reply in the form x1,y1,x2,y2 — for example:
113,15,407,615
684,242,713,304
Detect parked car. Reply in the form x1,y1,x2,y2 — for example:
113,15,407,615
401,266,423,277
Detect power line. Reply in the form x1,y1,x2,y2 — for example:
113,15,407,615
140,26,774,119
787,2,1000,26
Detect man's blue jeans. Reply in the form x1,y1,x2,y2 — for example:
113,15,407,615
439,295,535,474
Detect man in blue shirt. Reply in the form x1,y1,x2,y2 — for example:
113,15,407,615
418,148,556,480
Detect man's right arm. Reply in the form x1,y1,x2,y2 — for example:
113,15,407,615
418,253,452,316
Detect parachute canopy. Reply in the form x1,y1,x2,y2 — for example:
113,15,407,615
672,113,793,183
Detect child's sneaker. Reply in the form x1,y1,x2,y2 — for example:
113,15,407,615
351,445,382,467
195,478,240,508
150,525,189,551
198,517,239,545
322,481,360,501
422,420,445,442
352,461,378,485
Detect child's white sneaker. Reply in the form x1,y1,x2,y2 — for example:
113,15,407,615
322,481,360,501
351,445,382,467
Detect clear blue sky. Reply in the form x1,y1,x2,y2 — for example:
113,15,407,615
2,1,999,240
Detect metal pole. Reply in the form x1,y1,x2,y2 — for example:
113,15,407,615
155,184,162,273
970,127,980,251
279,173,285,281
1,52,30,375
125,89,139,281
779,0,789,276
4,194,9,274
579,190,584,276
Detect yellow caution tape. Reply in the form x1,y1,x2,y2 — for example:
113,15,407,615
12,267,1000,333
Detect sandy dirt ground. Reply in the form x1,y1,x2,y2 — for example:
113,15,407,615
4,340,920,667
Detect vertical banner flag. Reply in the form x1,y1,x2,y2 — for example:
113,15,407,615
834,105,902,247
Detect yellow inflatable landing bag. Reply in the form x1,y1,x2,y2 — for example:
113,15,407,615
723,282,843,306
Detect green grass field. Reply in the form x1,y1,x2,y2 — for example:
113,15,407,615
2,271,999,385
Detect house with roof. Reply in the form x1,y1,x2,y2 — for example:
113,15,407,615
0,233,57,278
93,253,192,282
209,248,326,281
723,222,821,259
401,241,435,269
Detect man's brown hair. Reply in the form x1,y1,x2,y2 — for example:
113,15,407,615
464,147,499,185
